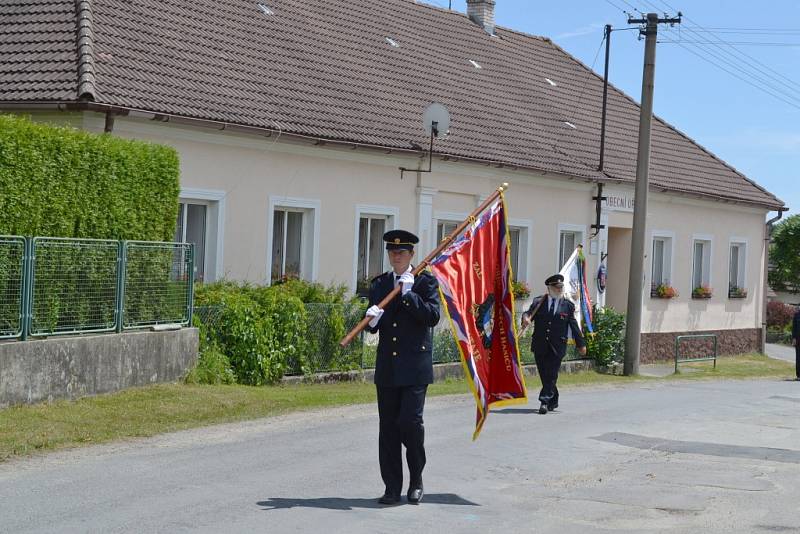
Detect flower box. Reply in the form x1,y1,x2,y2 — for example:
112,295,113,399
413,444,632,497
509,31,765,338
691,285,713,299
728,286,748,299
651,283,679,299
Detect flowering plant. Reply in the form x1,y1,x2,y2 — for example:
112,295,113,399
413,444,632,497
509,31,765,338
692,285,713,299
512,280,531,300
728,286,747,299
652,283,679,299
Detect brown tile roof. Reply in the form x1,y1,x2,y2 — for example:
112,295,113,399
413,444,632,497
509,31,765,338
0,0,784,209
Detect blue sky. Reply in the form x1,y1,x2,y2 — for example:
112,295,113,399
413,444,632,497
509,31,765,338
434,0,799,215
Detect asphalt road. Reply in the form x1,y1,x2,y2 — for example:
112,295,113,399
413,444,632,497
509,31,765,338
2,377,800,533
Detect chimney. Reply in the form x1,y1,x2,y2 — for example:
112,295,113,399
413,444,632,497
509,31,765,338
467,0,496,35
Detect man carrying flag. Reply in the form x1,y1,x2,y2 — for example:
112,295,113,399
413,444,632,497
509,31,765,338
364,230,440,506
343,183,526,442
521,274,587,414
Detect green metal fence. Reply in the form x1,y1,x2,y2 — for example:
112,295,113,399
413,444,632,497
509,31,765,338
0,236,26,339
0,236,194,340
122,241,193,329
30,238,120,336
675,334,718,372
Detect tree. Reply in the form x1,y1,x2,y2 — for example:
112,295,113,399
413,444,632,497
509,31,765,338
769,214,800,293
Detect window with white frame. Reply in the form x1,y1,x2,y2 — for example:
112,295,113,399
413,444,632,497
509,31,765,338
508,227,521,280
175,201,207,282
558,229,583,268
357,215,388,282
650,235,673,291
269,197,319,284
436,220,459,244
691,238,712,290
271,209,304,282
729,241,747,296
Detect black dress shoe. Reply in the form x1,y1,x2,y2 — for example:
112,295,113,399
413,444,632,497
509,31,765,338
548,403,558,411
538,403,548,414
407,486,424,504
378,493,401,505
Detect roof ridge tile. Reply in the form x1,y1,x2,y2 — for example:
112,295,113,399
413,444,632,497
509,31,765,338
76,0,96,101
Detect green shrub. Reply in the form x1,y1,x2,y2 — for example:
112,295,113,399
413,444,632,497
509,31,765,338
270,277,349,304
586,307,626,367
250,287,310,376
185,342,236,385
194,280,362,381
433,330,461,363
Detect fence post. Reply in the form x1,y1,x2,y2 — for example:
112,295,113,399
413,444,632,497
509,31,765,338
115,241,127,333
20,237,32,341
187,243,195,326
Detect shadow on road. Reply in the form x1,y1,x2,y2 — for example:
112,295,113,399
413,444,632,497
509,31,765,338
491,408,540,414
257,493,479,510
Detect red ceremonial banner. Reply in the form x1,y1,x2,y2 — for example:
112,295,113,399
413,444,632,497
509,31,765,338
429,196,527,439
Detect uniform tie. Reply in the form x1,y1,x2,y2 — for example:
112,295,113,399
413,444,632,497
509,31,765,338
549,298,555,316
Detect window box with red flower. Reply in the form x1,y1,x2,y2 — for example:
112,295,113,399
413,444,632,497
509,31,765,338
691,285,713,299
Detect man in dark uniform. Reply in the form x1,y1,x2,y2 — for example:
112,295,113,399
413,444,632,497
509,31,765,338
364,230,440,505
521,274,587,414
793,304,800,381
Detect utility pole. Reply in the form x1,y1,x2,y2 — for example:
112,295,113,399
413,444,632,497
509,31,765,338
623,12,681,376
598,24,611,172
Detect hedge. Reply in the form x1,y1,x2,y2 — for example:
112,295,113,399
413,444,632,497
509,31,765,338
0,114,182,335
0,113,179,240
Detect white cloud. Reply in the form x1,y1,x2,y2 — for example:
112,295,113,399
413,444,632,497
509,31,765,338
555,23,604,40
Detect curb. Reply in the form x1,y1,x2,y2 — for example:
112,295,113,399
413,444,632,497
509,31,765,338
282,358,597,385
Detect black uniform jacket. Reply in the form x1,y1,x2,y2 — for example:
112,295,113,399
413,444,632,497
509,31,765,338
793,310,800,340
367,270,441,387
526,295,586,359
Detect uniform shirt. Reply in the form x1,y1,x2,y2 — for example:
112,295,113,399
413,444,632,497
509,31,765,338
526,295,585,359
367,270,441,386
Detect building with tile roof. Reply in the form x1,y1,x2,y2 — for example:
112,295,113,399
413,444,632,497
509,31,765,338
0,0,787,359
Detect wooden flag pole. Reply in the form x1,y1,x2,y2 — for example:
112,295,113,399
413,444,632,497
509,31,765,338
340,182,509,347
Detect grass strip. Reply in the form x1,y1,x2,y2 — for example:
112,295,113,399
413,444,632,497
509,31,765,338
0,354,793,462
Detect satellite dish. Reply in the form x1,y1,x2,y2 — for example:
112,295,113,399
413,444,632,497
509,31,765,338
422,103,450,138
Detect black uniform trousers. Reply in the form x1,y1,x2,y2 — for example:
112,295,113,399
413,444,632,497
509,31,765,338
795,342,799,379
533,348,562,409
376,384,427,496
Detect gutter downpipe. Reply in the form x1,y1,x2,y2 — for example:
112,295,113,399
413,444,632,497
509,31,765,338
762,208,787,353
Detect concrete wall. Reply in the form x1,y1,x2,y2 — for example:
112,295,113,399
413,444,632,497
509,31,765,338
0,329,199,407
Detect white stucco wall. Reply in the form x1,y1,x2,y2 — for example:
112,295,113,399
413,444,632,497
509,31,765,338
22,111,771,335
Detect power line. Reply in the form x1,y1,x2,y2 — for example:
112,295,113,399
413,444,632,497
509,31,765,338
658,39,800,46
668,40,800,112
655,0,800,89
574,32,608,105
655,29,800,106
638,0,800,107
618,0,646,16
685,27,800,33
602,0,641,20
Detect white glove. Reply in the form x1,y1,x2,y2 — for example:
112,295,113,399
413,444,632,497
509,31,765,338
366,305,384,328
399,272,415,295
